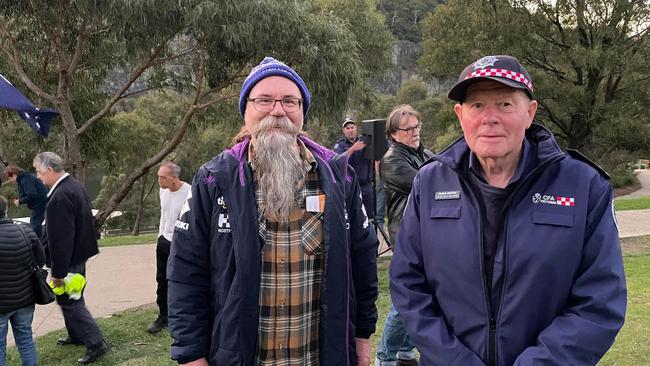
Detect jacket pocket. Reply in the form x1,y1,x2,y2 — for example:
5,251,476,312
430,206,462,219
532,212,574,227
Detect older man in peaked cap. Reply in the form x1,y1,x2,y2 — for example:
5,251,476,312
389,55,626,365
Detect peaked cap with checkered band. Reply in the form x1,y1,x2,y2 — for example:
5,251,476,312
448,55,534,102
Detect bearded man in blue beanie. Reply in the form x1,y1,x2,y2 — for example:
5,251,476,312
167,57,379,366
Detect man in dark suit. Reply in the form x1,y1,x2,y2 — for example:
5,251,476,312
33,152,108,364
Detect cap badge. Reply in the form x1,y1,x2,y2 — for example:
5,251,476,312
473,56,498,70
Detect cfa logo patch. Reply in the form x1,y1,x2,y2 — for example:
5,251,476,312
532,193,575,207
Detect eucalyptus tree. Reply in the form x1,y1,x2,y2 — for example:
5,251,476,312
1,0,395,226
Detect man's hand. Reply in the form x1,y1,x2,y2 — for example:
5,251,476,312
181,358,208,366
13,198,19,207
355,337,372,366
347,140,366,155
52,278,65,287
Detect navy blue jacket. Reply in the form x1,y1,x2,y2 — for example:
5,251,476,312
168,136,379,365
334,137,373,187
16,171,48,210
390,124,626,366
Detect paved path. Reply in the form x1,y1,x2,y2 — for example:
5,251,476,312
618,169,650,198
8,244,156,346
7,170,650,345
615,169,650,238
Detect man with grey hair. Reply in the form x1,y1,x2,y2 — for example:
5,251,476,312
167,57,378,365
376,104,433,366
147,161,190,334
33,152,108,364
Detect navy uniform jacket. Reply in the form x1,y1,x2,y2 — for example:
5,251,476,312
390,124,626,366
16,171,48,210
168,135,379,365
333,137,373,187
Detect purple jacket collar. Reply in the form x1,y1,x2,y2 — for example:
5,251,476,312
226,135,340,186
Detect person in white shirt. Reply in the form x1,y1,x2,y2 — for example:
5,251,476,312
148,162,191,334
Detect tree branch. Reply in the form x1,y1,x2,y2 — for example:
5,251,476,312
0,21,57,103
195,93,237,110
76,40,170,136
67,19,90,75
94,48,211,226
151,46,199,66
94,98,200,227
538,98,571,138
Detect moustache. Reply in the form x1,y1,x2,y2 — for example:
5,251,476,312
255,116,299,136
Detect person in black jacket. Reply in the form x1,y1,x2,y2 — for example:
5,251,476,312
32,152,108,364
0,195,45,366
376,105,434,366
4,165,48,238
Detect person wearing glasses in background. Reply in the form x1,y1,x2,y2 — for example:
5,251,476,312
376,105,433,366
167,57,379,366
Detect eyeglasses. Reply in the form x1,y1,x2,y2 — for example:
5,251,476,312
247,97,303,112
395,122,422,134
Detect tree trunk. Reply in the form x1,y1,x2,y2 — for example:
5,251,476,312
94,104,198,227
131,177,147,236
57,102,86,181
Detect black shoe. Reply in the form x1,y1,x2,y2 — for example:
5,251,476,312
77,341,109,364
147,315,168,334
396,359,419,366
57,336,84,346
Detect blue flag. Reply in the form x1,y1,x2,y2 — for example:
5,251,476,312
0,74,58,137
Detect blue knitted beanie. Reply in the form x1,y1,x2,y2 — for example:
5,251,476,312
238,57,311,118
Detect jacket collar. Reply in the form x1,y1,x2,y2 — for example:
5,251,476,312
226,134,338,186
46,173,70,198
392,141,425,156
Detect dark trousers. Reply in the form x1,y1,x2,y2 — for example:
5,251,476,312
56,262,105,350
30,206,45,239
155,236,171,318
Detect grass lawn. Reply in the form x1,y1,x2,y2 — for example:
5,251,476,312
598,242,650,365
6,305,174,365
614,196,650,211
7,238,649,365
98,233,158,247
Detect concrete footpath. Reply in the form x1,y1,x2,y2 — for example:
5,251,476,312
8,175,650,345
615,169,650,238
8,243,156,346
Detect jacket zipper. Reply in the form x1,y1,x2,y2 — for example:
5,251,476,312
454,154,564,366
457,176,496,365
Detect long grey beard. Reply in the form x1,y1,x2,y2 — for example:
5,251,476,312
252,116,306,223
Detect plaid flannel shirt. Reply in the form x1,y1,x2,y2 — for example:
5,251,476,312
251,140,324,366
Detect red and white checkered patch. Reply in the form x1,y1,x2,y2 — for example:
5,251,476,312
556,196,575,206
465,68,534,92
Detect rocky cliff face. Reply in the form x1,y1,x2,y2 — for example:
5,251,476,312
370,39,453,96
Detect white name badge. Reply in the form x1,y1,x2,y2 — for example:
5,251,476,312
306,195,326,213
